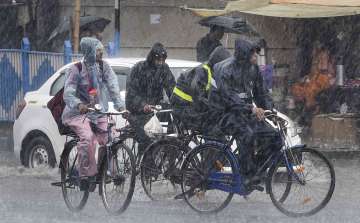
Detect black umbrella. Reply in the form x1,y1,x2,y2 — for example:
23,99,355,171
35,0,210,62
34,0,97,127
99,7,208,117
47,16,111,42
199,16,259,36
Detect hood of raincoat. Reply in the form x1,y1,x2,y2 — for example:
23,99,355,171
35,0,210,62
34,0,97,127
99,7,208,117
208,46,231,68
79,37,104,91
234,39,257,63
146,42,168,66
80,37,104,64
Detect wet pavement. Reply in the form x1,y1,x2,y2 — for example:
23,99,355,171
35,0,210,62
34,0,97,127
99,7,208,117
0,150,359,223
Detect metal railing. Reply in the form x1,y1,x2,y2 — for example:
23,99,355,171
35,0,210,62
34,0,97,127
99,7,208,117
0,38,114,121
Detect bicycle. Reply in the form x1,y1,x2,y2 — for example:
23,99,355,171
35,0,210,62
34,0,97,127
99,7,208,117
180,110,335,217
140,107,206,201
119,105,171,172
52,105,136,215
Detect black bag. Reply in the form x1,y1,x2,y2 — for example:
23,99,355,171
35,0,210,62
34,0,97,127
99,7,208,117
47,62,82,135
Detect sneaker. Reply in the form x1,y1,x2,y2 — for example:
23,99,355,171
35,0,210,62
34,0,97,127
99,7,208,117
174,189,196,200
79,179,89,191
88,176,97,192
174,193,185,200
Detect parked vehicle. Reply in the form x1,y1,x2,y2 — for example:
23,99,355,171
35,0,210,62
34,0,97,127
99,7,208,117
13,58,200,168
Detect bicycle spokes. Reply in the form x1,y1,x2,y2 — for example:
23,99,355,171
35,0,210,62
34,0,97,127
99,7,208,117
269,147,335,217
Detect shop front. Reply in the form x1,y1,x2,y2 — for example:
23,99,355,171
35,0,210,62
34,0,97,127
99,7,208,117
186,0,360,150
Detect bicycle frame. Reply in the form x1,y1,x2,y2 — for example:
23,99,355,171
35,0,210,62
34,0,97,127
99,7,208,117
59,109,126,179
204,111,307,196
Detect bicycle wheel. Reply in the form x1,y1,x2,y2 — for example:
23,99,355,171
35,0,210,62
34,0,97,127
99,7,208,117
140,139,189,200
61,141,89,212
118,125,140,167
99,143,136,215
268,147,335,217
180,143,234,214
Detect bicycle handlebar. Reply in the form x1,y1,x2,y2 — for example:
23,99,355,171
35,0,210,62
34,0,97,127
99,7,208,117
264,110,277,117
148,105,173,114
87,107,128,116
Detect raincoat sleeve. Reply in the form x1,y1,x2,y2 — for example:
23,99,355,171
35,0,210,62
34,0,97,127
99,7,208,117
163,64,176,99
252,66,274,110
63,65,81,109
103,61,124,110
126,63,146,113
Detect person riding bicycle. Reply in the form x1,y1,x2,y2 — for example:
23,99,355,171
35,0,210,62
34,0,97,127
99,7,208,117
126,42,176,156
209,39,275,185
62,37,125,191
170,46,231,135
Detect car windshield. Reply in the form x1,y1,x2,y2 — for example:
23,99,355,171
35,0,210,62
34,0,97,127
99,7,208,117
112,67,129,91
50,65,195,96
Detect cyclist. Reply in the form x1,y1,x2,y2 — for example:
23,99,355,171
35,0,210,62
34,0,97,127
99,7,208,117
125,42,176,157
170,46,231,136
62,37,125,191
209,39,276,185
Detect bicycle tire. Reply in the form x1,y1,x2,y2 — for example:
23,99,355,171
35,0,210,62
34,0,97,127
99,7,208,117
60,140,89,212
140,138,189,200
268,147,335,217
180,143,235,214
99,142,136,215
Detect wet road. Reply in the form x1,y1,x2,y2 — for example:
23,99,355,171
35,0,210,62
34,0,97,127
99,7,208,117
0,150,359,223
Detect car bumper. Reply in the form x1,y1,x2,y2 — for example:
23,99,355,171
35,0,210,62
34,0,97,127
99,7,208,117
13,118,25,160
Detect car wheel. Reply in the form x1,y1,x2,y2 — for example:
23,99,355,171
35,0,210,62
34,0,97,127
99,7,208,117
25,136,56,168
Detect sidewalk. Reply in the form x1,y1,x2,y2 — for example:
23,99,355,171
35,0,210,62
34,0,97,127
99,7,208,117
0,121,13,152
318,148,360,161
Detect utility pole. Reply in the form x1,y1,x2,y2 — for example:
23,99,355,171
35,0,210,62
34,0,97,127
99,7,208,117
114,0,120,55
73,0,81,53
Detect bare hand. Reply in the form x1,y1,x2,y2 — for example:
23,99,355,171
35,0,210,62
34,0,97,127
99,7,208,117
252,107,265,121
143,104,153,113
78,103,88,114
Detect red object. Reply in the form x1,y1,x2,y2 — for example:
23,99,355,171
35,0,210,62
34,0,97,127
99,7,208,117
89,88,97,96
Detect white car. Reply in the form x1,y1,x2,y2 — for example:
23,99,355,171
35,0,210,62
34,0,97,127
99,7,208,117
13,57,301,168
13,58,200,168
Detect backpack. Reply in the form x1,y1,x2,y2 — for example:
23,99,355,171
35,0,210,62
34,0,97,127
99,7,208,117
47,61,103,135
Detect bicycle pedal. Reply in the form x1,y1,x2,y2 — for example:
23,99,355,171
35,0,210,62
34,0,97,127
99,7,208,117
113,175,126,186
174,193,185,200
51,182,62,187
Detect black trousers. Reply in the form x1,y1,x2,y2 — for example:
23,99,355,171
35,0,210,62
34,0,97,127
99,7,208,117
217,108,280,175
128,114,152,156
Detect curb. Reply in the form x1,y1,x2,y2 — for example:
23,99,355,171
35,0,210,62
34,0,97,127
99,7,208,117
318,149,360,161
